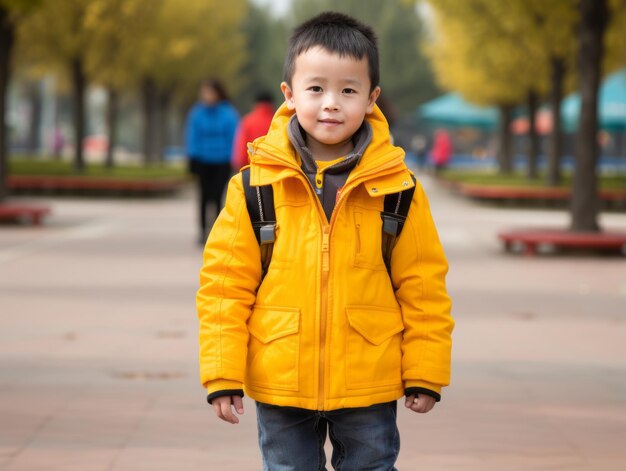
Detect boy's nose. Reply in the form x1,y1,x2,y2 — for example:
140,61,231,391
322,94,340,111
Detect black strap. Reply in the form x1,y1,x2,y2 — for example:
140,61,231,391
381,175,417,274
242,168,276,276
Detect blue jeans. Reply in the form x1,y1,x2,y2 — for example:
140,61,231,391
256,401,400,471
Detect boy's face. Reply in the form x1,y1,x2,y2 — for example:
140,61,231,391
281,47,380,160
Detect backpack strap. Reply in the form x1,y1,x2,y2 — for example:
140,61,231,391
241,168,276,277
381,175,417,275
242,168,415,279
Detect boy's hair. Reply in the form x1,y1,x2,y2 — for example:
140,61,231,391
283,12,379,92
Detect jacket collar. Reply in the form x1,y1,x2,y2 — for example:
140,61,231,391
287,115,372,175
248,103,414,196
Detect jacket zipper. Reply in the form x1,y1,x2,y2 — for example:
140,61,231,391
280,171,329,410
317,181,357,409
318,225,330,409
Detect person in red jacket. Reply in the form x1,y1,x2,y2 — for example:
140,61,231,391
430,128,453,173
231,92,275,171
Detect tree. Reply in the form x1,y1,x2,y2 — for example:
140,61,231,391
127,0,248,164
17,0,98,172
423,0,590,179
0,4,15,201
85,0,155,168
237,3,288,112
424,0,538,174
570,0,609,232
494,0,578,185
0,0,41,202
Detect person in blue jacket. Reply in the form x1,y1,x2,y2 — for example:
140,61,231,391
185,78,239,244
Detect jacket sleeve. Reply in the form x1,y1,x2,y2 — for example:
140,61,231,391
390,179,454,396
197,172,262,394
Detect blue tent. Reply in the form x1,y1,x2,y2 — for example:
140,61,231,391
419,93,498,129
562,68,626,131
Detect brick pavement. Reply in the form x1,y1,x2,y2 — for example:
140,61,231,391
1,179,625,471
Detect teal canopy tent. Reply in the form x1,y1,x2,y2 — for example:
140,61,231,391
562,68,626,131
418,93,498,129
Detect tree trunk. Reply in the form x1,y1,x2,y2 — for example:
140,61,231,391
526,89,539,180
155,87,173,164
105,87,118,169
70,57,86,173
497,104,514,174
571,0,608,232
547,56,566,186
0,6,15,202
141,77,157,165
24,81,42,154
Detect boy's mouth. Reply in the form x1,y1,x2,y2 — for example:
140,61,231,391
319,119,342,126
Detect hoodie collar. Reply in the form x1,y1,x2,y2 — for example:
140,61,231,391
287,115,373,175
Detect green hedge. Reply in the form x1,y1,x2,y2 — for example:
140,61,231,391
439,169,626,190
9,159,187,180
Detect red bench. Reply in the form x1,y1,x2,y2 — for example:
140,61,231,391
0,204,51,225
498,228,626,256
460,183,626,203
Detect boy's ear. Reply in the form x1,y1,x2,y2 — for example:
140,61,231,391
281,82,295,110
366,86,382,114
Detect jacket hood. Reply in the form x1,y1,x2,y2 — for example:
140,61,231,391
248,103,414,196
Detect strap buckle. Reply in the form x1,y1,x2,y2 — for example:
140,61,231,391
259,223,277,245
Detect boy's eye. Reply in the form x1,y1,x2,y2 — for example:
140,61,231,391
308,86,323,92
343,88,356,94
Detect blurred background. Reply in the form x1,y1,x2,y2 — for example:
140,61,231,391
1,0,625,470
0,0,624,220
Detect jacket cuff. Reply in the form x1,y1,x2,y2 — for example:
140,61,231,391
405,387,441,402
404,380,442,402
205,379,243,395
207,389,245,405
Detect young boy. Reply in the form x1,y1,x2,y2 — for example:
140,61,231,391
197,12,454,470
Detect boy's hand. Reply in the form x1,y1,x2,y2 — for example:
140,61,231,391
404,394,436,414
212,395,245,424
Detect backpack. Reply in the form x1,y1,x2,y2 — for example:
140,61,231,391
241,168,416,277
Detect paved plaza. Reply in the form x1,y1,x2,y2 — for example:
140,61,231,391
1,175,625,470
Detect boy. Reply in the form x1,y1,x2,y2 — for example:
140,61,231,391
197,12,454,470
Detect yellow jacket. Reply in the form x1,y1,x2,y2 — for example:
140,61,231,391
197,104,453,410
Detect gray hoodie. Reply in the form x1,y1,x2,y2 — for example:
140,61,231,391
287,115,373,222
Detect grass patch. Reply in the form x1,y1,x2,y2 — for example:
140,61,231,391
9,158,187,180
439,169,626,190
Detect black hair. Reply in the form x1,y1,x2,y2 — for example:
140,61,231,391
201,78,229,101
283,12,379,92
255,90,274,103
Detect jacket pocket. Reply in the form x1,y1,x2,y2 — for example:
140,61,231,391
353,211,386,271
345,306,404,389
247,306,300,391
